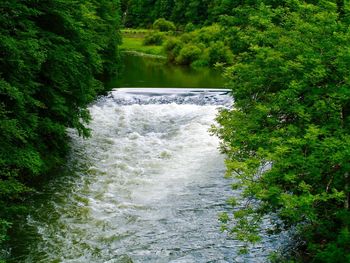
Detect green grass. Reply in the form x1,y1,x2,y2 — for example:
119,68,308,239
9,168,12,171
120,36,165,57
121,28,154,39
121,28,152,34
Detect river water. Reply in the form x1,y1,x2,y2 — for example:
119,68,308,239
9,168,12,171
108,54,226,88
8,89,283,263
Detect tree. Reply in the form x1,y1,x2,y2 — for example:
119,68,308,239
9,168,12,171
214,1,350,261
122,0,156,27
0,0,121,258
153,18,176,31
153,0,175,20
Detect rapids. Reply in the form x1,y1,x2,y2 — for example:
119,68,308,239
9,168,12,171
9,89,282,263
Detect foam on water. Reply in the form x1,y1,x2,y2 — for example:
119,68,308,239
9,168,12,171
12,89,282,263
102,88,233,106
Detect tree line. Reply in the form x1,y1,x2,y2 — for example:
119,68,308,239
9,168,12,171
121,0,236,28
0,0,121,260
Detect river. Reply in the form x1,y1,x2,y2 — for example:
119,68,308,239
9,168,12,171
8,56,282,262
108,54,226,88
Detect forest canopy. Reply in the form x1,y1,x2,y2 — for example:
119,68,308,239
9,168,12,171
121,0,227,28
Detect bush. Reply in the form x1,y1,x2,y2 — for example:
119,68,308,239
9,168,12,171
207,41,233,65
175,44,202,65
153,18,176,32
163,37,184,62
143,32,166,45
162,25,233,68
191,59,209,68
179,32,193,44
161,24,234,68
184,22,196,32
195,24,222,44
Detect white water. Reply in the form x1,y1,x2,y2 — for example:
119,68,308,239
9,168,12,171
13,89,280,263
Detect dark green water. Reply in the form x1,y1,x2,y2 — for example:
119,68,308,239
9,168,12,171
109,53,226,88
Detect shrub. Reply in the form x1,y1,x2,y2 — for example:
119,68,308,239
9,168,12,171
184,22,196,32
153,18,176,32
180,32,193,44
207,41,233,65
175,44,202,65
195,24,222,44
143,32,166,45
191,59,209,68
163,37,184,62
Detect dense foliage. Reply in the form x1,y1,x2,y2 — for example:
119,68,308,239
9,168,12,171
3,0,350,261
0,0,121,258
213,0,350,261
122,0,266,28
153,18,176,32
129,2,350,260
121,0,213,27
121,0,286,28
163,24,233,67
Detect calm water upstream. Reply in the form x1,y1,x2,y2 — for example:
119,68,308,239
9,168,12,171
8,57,283,262
108,53,226,88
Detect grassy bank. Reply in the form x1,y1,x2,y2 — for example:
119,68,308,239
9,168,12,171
122,24,234,69
121,29,165,57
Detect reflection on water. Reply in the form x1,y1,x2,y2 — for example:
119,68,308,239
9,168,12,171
109,53,226,88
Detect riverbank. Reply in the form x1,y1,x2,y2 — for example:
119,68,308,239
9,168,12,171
121,26,233,69
121,29,165,57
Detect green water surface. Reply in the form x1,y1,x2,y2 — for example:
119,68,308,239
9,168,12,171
109,53,226,88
